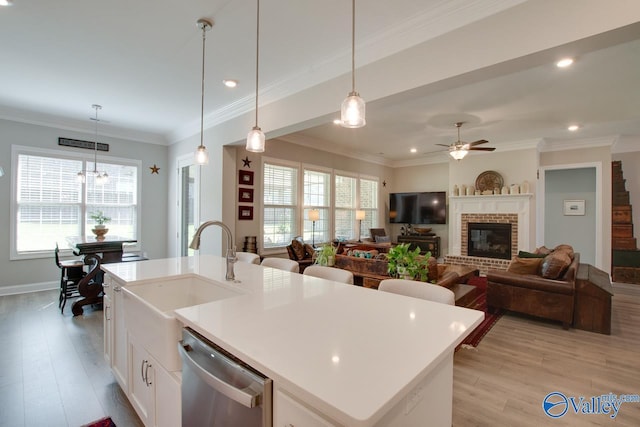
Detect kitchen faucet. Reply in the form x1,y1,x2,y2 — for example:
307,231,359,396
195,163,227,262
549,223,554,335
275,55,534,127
189,220,237,281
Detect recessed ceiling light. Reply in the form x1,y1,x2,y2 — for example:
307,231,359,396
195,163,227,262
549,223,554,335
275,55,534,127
333,119,342,125
222,79,238,88
0,0,13,6
410,148,417,153
556,58,574,68
567,124,580,131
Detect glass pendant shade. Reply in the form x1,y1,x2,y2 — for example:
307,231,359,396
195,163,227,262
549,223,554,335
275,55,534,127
246,126,265,153
195,145,209,165
77,171,86,183
340,92,366,128
449,148,469,160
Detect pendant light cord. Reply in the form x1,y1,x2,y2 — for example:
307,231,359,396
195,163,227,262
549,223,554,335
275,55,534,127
351,0,356,93
200,24,207,149
92,104,101,174
254,0,260,127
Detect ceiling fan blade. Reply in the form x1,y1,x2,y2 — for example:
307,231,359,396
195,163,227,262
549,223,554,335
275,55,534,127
469,147,496,151
435,143,451,147
467,139,489,146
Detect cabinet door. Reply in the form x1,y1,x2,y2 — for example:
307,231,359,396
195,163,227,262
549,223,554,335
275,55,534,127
129,335,156,427
154,366,181,427
103,292,112,365
112,282,129,391
275,390,336,427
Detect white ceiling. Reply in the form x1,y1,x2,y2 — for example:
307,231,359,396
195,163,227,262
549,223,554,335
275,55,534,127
1,0,639,163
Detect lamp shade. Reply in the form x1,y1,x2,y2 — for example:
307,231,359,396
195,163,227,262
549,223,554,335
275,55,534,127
449,148,468,160
246,126,265,153
308,209,320,222
340,92,366,128
356,210,366,220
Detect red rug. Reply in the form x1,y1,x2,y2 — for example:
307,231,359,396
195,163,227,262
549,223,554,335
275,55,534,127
458,276,503,348
82,417,116,427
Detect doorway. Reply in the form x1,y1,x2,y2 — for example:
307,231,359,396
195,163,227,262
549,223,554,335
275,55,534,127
177,156,200,257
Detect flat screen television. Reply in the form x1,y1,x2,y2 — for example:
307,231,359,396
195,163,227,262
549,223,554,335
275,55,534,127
389,191,447,224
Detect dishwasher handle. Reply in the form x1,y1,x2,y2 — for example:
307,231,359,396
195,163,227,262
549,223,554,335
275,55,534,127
178,342,262,408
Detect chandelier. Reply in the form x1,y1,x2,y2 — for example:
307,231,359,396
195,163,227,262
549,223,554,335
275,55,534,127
77,104,109,184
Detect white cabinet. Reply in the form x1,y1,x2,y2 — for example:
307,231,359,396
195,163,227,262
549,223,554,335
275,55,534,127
103,274,128,392
128,332,181,427
275,389,337,427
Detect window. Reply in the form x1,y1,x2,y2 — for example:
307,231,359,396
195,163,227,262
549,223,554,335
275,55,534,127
261,158,380,252
303,168,330,245
11,146,140,259
263,162,298,249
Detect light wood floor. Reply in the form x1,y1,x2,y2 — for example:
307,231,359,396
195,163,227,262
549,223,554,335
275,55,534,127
1,285,638,426
453,282,640,426
0,290,143,427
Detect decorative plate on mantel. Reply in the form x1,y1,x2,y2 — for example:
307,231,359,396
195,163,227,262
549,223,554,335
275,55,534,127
475,170,504,192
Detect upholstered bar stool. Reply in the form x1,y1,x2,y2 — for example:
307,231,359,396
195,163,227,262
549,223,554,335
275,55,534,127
378,278,455,305
261,257,300,273
303,265,354,285
236,252,261,264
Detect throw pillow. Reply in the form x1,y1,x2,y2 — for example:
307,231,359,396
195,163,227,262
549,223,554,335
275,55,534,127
291,239,306,260
535,246,553,255
553,244,575,259
541,251,572,279
507,256,544,275
375,235,391,243
303,243,315,258
518,250,547,258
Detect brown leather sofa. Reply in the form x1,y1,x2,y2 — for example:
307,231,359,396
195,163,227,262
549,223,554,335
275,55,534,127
487,251,580,329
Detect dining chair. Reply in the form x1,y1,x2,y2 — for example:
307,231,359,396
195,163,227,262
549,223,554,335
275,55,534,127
235,252,260,265
261,258,300,273
378,278,455,305
55,243,85,313
303,265,354,285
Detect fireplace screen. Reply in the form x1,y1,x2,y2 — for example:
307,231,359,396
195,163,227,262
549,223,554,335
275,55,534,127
467,223,512,260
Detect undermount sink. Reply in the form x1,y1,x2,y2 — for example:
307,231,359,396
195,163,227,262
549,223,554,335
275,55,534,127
122,275,243,371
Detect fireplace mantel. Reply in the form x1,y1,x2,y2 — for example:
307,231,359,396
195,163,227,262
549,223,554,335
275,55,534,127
448,194,533,256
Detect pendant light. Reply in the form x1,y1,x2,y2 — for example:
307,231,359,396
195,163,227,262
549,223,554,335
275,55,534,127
246,0,265,152
195,18,213,165
340,0,365,128
77,104,109,184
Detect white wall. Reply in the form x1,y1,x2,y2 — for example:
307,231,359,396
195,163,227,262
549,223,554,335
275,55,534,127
0,119,168,291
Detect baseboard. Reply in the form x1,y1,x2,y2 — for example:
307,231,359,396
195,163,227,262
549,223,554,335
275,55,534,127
0,281,57,296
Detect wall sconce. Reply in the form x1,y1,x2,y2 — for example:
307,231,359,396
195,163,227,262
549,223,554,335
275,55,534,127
308,209,320,247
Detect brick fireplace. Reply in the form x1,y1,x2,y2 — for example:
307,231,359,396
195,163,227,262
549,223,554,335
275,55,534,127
446,194,532,274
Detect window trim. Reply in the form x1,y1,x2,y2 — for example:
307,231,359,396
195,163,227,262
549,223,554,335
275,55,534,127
10,144,142,260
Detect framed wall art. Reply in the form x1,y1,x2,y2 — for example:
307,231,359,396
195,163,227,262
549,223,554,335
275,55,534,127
238,206,254,220
563,199,585,216
239,188,254,203
239,170,254,186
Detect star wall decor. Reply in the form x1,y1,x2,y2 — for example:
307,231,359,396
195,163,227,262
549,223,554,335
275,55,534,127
242,156,252,168
383,180,387,187
150,164,160,174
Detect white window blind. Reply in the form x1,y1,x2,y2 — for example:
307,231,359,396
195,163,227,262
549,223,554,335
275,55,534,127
335,174,357,240
303,169,330,245
359,178,378,239
263,163,298,249
13,149,139,256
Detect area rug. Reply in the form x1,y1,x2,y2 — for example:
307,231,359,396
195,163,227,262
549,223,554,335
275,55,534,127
82,417,116,427
458,276,503,349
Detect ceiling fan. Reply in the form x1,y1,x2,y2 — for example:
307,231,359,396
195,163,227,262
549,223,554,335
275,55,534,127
437,122,495,160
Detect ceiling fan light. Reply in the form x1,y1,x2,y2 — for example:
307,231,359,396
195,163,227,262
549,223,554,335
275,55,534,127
449,148,468,161
340,92,366,128
195,145,209,165
246,126,265,152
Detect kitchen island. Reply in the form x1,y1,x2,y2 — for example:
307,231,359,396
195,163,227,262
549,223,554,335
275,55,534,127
102,255,483,426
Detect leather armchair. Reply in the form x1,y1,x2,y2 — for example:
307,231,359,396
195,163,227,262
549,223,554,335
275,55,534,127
487,253,580,329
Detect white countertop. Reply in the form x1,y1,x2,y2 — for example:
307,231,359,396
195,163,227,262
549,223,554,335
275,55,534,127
102,255,483,426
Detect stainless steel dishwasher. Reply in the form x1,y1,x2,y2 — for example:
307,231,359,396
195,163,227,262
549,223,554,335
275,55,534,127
179,327,272,427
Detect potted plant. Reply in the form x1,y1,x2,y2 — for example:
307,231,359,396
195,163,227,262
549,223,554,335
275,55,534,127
386,243,430,281
90,210,111,229
314,244,337,266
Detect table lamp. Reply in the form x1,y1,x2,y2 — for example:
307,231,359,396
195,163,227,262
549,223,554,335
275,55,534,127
308,209,320,247
356,210,366,242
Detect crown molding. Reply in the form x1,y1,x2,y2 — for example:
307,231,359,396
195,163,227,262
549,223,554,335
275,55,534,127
539,136,617,152
612,136,640,153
